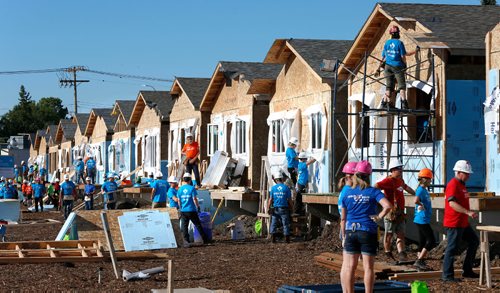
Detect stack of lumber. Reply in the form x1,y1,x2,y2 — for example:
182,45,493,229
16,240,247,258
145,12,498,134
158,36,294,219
314,252,416,279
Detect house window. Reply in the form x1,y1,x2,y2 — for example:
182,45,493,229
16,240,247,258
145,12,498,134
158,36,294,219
235,120,247,154
310,113,322,149
150,135,157,169
414,90,433,143
207,124,219,156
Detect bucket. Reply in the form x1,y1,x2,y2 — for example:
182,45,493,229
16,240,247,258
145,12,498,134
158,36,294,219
193,212,212,242
231,220,245,240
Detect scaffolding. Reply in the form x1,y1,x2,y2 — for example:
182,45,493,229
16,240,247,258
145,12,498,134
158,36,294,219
331,51,438,189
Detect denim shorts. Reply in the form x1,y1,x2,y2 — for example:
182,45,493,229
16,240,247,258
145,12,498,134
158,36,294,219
344,230,378,256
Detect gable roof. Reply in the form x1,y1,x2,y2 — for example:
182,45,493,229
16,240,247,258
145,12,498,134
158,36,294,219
112,100,136,123
56,119,77,143
264,39,352,80
200,61,283,111
73,113,90,135
129,91,173,126
85,108,115,136
342,3,500,73
33,130,47,150
170,77,211,110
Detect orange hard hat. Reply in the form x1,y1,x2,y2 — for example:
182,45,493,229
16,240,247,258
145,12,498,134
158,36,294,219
389,26,400,34
418,168,433,179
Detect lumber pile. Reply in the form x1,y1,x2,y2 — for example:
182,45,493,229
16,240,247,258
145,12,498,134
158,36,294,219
314,252,416,279
389,267,500,281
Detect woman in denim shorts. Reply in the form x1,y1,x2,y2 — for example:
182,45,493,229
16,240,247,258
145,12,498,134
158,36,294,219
340,160,392,293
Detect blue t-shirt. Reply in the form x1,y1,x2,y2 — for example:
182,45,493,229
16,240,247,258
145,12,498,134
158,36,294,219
32,183,46,198
86,159,96,170
61,181,76,196
28,165,34,174
74,160,84,173
414,186,432,224
382,39,407,68
341,186,385,234
151,179,168,203
177,184,198,212
338,185,352,215
167,188,179,208
39,168,47,176
2,185,16,199
22,165,28,174
102,181,118,202
14,167,19,177
84,184,96,195
285,147,298,169
297,161,309,186
270,183,291,208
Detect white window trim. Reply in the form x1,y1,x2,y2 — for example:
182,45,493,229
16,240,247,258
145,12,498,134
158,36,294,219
304,104,327,151
207,123,219,157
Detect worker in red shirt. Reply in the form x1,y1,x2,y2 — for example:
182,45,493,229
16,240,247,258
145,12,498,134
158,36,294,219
182,133,201,188
442,160,479,282
374,159,415,262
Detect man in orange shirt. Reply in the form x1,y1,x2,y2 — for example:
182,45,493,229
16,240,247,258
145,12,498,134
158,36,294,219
182,133,201,188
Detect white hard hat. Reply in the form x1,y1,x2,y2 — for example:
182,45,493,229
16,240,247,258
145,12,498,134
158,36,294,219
7,179,12,184
155,171,163,178
168,176,178,183
298,152,308,159
77,156,83,160
0,176,4,181
65,167,70,172
63,174,69,180
453,160,473,174
388,159,404,171
121,171,129,178
21,161,25,164
14,164,17,168
85,177,91,181
23,179,28,184
186,132,193,138
55,178,60,182
183,172,192,178
289,137,299,145
273,172,283,179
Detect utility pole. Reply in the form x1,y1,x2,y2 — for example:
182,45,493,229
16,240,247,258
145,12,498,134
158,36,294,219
59,66,89,114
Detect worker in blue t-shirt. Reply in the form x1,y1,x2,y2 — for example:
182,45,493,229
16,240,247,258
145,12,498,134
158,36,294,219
173,173,208,246
13,165,19,183
267,172,293,243
340,160,392,293
85,157,97,184
74,156,85,184
378,25,417,110
167,176,179,209
294,151,316,215
32,177,46,212
84,177,96,210
60,174,77,219
101,173,119,210
1,180,17,199
285,137,299,185
151,172,168,208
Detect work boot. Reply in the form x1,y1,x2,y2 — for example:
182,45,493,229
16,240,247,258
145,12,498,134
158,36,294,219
398,251,408,262
401,99,409,110
285,235,290,243
271,234,276,243
462,271,480,279
414,259,429,271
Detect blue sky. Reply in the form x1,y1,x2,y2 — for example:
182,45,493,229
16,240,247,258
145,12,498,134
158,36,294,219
0,0,481,115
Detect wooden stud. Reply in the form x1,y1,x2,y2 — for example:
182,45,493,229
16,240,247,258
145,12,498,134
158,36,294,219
167,259,173,293
100,212,119,279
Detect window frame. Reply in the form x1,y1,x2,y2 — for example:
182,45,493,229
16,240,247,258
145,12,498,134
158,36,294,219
207,124,219,156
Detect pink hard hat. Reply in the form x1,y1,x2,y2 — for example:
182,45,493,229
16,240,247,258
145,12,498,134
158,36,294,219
355,160,372,175
342,161,358,175
389,25,400,34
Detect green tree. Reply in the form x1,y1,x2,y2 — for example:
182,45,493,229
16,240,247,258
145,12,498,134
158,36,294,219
0,85,68,139
481,0,497,5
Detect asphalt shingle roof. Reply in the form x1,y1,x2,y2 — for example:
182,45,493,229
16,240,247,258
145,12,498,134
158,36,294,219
176,78,211,109
139,91,174,121
114,100,136,122
379,3,500,50
60,119,77,140
287,39,353,79
219,61,283,82
74,113,90,134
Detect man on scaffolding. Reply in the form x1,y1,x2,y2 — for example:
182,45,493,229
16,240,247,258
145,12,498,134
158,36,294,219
379,25,418,110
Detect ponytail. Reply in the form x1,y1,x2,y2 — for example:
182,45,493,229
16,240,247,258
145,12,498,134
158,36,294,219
352,173,370,190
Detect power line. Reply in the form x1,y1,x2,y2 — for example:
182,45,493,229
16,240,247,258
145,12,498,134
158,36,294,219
82,68,174,82
0,68,68,75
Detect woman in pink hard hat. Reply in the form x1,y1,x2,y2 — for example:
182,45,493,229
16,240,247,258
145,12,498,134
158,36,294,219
337,161,358,221
340,160,392,293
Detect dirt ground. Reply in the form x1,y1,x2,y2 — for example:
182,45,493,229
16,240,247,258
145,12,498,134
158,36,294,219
2,209,500,292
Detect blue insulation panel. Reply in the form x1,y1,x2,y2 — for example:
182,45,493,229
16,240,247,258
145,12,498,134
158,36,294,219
445,80,486,190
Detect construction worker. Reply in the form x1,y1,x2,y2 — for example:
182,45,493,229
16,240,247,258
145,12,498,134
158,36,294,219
32,177,46,212
60,174,77,219
119,171,132,186
173,173,209,246
442,160,479,282
268,172,293,243
413,168,436,271
27,164,35,182
1,180,16,199
101,173,118,210
286,137,299,185
146,172,155,186
294,151,316,215
374,159,415,262
13,164,19,183
378,25,417,110
74,156,85,184
151,172,168,208
53,178,61,211
337,161,358,231
85,156,97,184
340,160,392,293
167,176,179,209
39,165,47,183
182,132,201,188
83,177,96,210
22,180,33,207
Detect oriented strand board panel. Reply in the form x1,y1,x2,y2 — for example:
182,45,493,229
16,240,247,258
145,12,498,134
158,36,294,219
75,208,181,251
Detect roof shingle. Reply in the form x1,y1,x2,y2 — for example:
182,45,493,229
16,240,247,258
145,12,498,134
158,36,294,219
175,78,211,110
139,91,174,121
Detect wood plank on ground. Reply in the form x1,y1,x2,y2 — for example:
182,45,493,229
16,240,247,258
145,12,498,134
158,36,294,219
389,267,500,281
